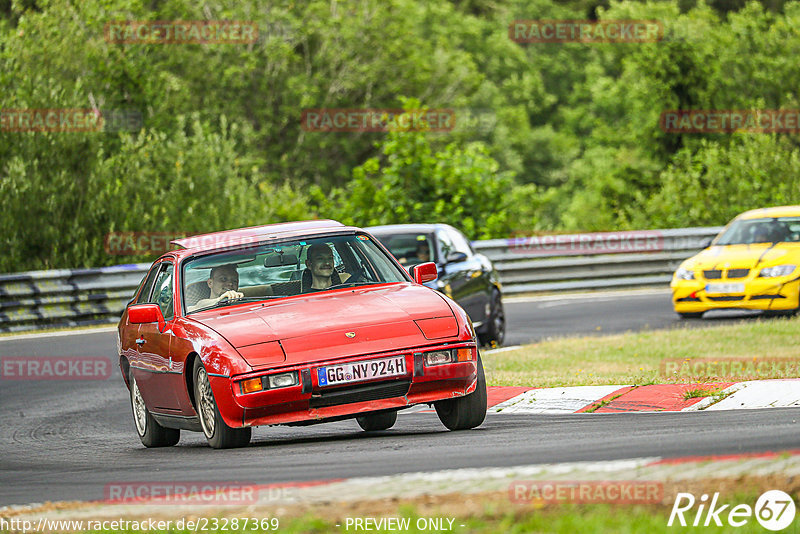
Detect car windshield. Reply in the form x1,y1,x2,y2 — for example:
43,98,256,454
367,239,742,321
373,233,434,267
714,217,800,245
182,234,408,313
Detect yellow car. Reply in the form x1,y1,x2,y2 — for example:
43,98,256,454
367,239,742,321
671,206,800,319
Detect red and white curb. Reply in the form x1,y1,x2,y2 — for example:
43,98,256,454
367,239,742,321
486,379,800,414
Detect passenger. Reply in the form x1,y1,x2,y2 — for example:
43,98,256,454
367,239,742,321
189,264,243,311
303,243,350,291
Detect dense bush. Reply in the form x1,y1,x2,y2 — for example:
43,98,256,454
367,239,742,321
1,0,799,271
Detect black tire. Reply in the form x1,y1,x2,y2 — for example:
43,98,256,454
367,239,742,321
479,289,505,348
435,354,488,431
356,410,398,431
678,312,704,319
193,359,251,449
129,373,180,448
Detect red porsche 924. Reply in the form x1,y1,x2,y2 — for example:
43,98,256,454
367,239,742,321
118,220,487,448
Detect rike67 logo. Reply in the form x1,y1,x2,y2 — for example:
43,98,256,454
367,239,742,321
669,490,796,531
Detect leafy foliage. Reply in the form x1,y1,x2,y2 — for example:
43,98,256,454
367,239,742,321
1,0,799,270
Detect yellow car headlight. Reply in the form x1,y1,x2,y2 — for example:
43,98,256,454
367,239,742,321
675,267,695,280
758,264,796,278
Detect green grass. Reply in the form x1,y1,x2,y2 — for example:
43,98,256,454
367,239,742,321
682,387,722,400
483,316,800,387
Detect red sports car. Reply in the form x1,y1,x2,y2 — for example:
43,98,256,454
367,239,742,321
118,220,487,448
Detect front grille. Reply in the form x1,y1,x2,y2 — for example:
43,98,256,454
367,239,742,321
703,270,722,279
751,294,785,300
707,296,744,301
726,268,750,279
676,296,701,302
309,380,410,408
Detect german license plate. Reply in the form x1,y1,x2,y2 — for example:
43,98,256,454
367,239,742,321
317,356,406,387
706,283,745,294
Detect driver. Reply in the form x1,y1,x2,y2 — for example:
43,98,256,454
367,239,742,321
304,243,350,291
188,264,243,311
415,241,431,263
752,225,773,243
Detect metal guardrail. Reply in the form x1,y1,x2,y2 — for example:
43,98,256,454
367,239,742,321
474,227,723,295
0,226,723,332
0,264,151,332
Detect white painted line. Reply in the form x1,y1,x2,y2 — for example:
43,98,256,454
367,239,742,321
688,379,800,411
504,288,670,305
0,326,117,342
484,345,522,355
491,385,629,414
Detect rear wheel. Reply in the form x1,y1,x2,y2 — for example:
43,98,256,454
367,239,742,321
435,354,487,431
678,312,704,319
193,359,251,449
130,373,180,447
356,411,397,431
479,289,505,347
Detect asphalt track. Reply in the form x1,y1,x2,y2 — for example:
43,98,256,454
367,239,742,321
1,290,796,507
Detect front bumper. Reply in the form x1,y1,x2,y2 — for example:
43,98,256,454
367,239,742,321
208,342,479,428
671,276,800,313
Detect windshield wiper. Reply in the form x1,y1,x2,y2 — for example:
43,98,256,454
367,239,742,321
190,295,283,313
329,281,380,289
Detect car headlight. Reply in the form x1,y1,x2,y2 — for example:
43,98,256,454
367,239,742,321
759,265,796,278
267,372,299,389
239,371,299,394
423,348,475,366
674,267,695,280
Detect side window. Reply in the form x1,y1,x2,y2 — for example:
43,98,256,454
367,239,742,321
448,228,473,256
436,229,454,261
134,265,161,304
143,263,174,320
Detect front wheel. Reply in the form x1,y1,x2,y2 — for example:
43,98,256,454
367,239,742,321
193,359,251,449
435,354,487,431
130,373,180,447
480,289,505,348
356,410,397,431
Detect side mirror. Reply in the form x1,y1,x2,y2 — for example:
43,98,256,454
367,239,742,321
699,238,713,249
445,251,468,264
411,262,438,284
128,303,165,332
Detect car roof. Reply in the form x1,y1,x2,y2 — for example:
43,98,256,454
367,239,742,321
737,206,800,220
170,220,350,253
366,223,450,234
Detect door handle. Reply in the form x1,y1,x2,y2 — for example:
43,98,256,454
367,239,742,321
135,338,146,345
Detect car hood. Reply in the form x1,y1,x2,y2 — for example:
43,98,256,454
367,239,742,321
685,244,797,270
191,283,456,364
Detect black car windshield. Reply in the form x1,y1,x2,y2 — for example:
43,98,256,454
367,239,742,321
183,234,408,313
714,217,800,245
372,233,434,267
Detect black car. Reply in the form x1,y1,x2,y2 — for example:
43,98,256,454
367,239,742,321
367,223,505,347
